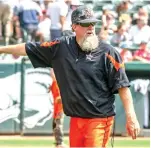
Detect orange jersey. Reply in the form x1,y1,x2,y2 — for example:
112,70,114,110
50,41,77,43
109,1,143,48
51,80,63,119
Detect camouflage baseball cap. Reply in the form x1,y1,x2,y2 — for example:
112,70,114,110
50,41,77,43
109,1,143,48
71,6,100,24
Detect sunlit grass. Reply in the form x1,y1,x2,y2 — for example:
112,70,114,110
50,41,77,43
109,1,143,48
0,137,149,147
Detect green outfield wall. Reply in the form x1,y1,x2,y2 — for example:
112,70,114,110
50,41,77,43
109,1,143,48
0,59,150,135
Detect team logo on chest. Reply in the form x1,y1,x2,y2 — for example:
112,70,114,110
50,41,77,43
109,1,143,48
86,53,93,61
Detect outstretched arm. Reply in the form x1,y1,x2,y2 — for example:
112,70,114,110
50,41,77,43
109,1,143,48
0,43,27,56
118,87,140,139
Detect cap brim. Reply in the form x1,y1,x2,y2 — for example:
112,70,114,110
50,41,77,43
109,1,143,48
77,18,101,23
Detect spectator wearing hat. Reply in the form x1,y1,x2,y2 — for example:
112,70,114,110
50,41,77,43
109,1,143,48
101,9,117,35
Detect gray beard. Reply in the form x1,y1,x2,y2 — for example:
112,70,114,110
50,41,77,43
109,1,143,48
79,35,99,52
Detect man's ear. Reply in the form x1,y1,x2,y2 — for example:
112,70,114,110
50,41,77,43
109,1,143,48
72,24,76,32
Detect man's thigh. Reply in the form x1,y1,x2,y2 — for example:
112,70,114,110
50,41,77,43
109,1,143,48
69,118,84,147
84,117,114,147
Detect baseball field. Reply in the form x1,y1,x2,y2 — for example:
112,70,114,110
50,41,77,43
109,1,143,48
0,136,149,148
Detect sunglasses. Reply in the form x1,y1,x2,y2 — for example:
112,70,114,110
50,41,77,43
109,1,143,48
77,22,96,27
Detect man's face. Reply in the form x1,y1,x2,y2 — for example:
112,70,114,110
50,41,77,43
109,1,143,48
137,19,147,28
72,22,99,52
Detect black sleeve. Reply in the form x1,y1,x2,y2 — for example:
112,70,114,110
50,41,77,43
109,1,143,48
25,40,60,68
106,47,130,94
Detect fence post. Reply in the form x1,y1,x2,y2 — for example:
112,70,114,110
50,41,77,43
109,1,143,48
20,57,26,136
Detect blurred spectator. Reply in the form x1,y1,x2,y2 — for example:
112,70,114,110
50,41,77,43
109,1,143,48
119,13,132,30
38,0,46,11
118,43,133,62
133,7,149,25
110,23,130,47
133,7,149,21
44,0,54,10
101,9,117,34
14,0,42,42
12,0,22,44
12,18,22,44
46,0,68,40
129,16,150,44
36,10,51,42
102,10,117,31
116,0,132,16
0,1,14,45
133,41,150,63
62,0,82,36
99,29,110,43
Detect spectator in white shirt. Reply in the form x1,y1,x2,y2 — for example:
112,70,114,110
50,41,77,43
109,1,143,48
46,0,68,40
129,16,150,45
36,10,51,42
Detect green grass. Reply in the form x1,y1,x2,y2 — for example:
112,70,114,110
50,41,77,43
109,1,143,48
0,138,149,147
0,139,54,146
108,139,150,147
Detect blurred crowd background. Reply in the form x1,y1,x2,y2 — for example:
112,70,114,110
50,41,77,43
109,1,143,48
0,0,150,63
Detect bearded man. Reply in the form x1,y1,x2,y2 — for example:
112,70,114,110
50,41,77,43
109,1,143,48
0,6,140,148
